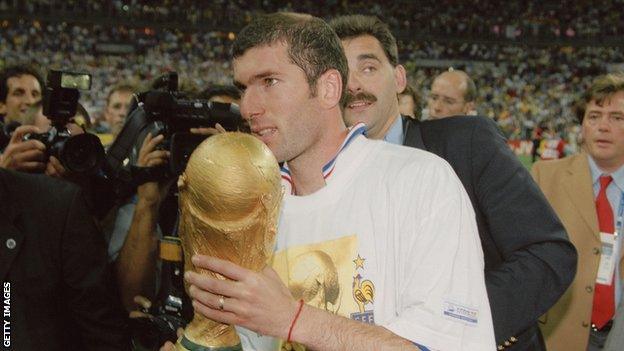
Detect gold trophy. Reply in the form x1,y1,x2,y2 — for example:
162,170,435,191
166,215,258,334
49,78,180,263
176,132,282,350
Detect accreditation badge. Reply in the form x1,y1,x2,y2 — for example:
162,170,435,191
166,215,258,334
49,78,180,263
596,232,619,285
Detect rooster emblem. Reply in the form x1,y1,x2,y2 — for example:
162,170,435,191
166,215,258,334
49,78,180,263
352,274,375,313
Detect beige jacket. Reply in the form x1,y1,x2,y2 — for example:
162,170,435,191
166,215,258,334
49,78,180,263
532,153,624,350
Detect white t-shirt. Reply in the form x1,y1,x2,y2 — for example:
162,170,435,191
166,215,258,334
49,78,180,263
237,134,495,351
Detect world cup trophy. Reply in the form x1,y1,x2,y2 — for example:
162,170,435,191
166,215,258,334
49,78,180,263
175,132,282,350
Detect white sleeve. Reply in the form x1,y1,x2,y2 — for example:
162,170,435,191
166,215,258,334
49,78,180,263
382,157,495,351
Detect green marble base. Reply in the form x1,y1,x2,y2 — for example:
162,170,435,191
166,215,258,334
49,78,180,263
179,335,243,351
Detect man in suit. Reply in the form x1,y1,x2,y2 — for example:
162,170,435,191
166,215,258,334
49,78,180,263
330,15,577,350
0,166,130,349
532,72,624,350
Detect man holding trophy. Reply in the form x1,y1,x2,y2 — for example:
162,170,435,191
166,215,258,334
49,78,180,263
169,12,495,351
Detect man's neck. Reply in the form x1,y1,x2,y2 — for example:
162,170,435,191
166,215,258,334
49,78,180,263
287,116,348,196
594,159,624,174
368,111,399,140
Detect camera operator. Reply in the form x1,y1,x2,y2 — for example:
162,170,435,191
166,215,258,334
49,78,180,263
0,66,93,178
0,65,46,172
100,73,246,349
114,132,172,310
113,125,226,311
0,64,43,125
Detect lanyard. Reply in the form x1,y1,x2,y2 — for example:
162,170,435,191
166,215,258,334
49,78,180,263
616,191,624,236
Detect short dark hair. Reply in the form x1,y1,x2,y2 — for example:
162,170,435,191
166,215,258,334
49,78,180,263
400,83,421,119
0,64,45,102
199,84,241,101
232,12,349,108
329,15,399,66
576,72,624,123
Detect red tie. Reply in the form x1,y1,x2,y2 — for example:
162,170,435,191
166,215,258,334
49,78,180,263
592,175,615,328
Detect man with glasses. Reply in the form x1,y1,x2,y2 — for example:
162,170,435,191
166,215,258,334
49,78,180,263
532,72,624,350
427,69,476,119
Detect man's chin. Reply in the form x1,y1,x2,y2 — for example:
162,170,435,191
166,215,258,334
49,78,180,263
344,114,368,128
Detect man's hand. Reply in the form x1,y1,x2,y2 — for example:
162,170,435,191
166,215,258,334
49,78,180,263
45,155,67,178
128,295,153,319
185,255,299,340
136,133,171,205
0,125,46,172
159,341,176,351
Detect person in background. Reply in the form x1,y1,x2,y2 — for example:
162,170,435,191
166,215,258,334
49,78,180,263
330,14,576,350
532,72,624,350
427,69,477,119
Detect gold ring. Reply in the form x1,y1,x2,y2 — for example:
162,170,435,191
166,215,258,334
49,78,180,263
218,295,225,311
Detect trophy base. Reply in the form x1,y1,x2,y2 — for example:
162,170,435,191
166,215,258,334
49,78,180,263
176,335,242,351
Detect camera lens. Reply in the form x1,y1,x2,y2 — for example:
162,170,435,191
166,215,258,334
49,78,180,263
57,133,105,173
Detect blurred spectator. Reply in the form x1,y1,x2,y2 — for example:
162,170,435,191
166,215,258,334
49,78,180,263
398,83,420,120
537,125,566,160
427,69,477,119
94,83,135,145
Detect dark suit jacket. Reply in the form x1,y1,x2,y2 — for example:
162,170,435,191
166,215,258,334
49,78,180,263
604,298,624,351
0,169,129,350
403,115,577,350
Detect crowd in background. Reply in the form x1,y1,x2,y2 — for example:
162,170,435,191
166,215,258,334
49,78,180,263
4,0,624,38
2,0,623,142
3,4,624,350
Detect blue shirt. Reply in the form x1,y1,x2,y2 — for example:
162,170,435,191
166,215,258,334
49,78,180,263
383,114,404,145
588,156,624,306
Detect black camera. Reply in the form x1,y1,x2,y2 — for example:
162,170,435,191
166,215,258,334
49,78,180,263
24,70,105,174
105,72,247,185
129,236,192,350
129,296,188,350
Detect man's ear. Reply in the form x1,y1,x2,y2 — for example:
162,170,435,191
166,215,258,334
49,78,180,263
464,101,476,115
317,69,342,109
394,64,407,94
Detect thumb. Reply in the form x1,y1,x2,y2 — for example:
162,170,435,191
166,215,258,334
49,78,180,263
160,341,177,351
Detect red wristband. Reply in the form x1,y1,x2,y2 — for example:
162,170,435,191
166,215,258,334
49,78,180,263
287,299,305,343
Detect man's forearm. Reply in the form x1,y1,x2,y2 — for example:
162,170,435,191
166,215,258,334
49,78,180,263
291,305,419,351
116,198,160,310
